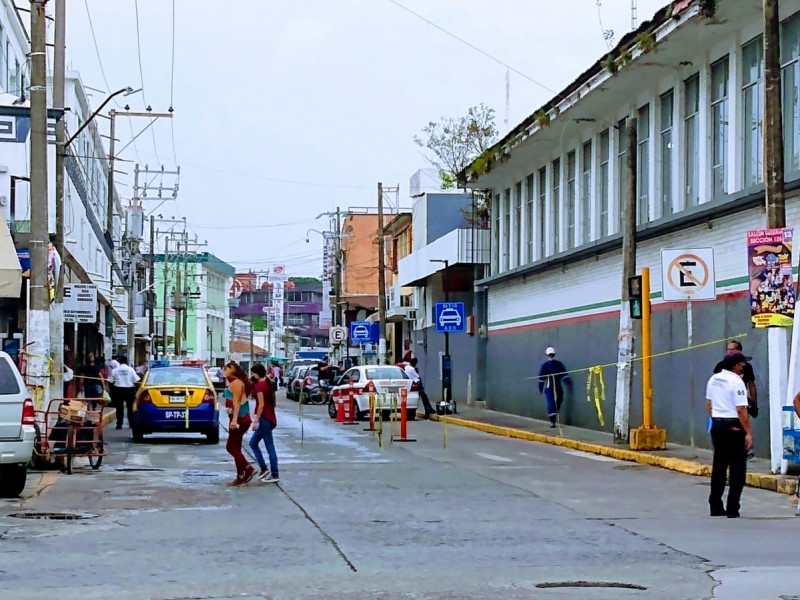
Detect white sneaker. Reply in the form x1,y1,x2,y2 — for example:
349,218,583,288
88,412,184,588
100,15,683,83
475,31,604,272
262,475,280,484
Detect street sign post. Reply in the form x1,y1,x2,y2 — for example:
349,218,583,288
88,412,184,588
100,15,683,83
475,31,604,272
660,248,716,453
329,325,347,346
434,302,466,333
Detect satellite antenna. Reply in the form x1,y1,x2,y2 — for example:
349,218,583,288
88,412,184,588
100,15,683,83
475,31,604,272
631,0,637,30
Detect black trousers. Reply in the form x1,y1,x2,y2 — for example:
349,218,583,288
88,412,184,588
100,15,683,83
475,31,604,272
418,383,435,415
709,418,747,515
114,387,136,428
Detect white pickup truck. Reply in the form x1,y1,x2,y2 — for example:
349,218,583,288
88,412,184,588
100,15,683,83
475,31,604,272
0,351,35,497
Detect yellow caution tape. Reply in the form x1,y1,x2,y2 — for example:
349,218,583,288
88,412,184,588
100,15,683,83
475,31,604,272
586,366,606,427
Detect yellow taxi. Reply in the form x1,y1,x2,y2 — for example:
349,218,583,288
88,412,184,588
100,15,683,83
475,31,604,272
132,361,219,443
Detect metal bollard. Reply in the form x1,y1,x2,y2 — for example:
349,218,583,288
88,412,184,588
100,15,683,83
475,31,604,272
364,392,376,433
391,387,416,443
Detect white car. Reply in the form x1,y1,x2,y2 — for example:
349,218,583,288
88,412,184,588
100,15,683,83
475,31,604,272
438,307,462,328
327,365,419,421
0,351,36,498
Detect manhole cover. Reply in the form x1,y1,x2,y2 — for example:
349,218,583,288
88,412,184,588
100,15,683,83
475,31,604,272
114,467,164,472
536,581,647,590
9,512,97,520
614,464,647,471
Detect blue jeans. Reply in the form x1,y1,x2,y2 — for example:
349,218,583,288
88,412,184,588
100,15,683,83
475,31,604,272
249,419,278,477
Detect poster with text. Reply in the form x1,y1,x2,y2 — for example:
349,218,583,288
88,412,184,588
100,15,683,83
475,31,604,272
747,227,795,328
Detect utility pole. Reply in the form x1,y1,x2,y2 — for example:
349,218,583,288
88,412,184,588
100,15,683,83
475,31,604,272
162,236,169,358
50,0,66,400
28,0,51,402
334,207,342,328
149,215,156,356
174,267,183,356
377,182,387,364
764,0,788,473
106,110,117,245
249,316,255,370
613,117,637,443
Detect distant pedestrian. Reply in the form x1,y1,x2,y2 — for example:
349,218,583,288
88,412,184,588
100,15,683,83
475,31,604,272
223,361,256,486
108,356,140,430
713,340,758,418
404,358,435,417
271,363,282,388
402,339,415,362
77,351,103,402
538,347,570,428
706,352,753,518
249,364,279,483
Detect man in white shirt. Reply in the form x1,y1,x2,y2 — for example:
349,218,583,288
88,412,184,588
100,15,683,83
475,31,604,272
108,355,141,430
705,351,752,518
403,358,435,418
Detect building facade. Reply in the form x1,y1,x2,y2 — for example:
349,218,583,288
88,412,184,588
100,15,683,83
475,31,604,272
466,0,800,452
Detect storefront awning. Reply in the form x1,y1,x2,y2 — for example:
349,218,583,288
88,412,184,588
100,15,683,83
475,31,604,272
0,213,21,298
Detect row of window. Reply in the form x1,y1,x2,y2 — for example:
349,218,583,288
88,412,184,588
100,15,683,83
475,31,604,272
491,12,800,274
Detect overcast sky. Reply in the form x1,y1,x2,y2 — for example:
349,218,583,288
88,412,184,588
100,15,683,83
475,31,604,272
60,0,666,277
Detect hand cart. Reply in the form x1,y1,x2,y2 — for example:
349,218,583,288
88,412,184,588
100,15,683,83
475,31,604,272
33,398,108,474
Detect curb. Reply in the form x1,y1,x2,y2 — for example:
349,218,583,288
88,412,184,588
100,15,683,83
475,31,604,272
432,415,799,496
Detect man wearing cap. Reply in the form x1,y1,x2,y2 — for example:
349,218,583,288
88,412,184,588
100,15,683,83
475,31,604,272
538,347,570,428
705,351,753,518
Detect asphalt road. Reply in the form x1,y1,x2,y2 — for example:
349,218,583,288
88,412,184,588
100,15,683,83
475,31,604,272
1,392,799,600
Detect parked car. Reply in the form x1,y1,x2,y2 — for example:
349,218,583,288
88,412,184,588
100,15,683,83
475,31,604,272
132,365,219,443
298,365,319,403
327,365,418,421
0,351,36,498
285,365,305,401
207,367,226,394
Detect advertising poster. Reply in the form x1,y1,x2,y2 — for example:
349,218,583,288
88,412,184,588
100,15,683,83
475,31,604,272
747,228,795,328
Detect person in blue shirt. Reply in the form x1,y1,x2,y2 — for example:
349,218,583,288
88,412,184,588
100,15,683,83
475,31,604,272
538,347,570,427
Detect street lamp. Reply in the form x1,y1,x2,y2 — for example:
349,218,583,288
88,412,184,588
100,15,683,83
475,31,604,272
65,86,141,147
430,259,452,413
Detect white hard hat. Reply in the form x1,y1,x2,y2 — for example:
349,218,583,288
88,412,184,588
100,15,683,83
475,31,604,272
545,347,556,356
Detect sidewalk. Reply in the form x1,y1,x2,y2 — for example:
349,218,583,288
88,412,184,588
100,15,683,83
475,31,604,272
429,405,799,496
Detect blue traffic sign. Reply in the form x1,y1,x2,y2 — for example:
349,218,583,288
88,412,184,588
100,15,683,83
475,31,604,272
350,321,379,343
435,302,466,333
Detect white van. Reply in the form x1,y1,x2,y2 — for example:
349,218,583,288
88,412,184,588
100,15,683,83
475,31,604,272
0,351,35,497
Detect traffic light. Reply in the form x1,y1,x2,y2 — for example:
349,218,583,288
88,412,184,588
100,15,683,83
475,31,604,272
628,275,643,319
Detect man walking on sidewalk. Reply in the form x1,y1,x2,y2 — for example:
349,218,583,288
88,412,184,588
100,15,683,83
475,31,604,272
706,351,753,518
108,356,140,429
404,358,435,418
538,347,570,428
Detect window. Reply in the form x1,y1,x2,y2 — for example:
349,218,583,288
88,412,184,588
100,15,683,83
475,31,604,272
503,188,511,270
599,130,610,237
581,141,592,243
616,119,627,233
525,174,534,262
637,104,650,223
711,58,729,198
782,14,800,172
0,23,5,92
10,58,19,96
493,193,500,273
514,181,522,266
537,168,546,259
286,291,302,302
566,152,576,249
684,74,700,207
551,159,561,254
660,91,674,216
743,36,764,187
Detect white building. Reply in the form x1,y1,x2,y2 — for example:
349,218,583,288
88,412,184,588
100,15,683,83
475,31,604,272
465,0,800,450
0,0,126,363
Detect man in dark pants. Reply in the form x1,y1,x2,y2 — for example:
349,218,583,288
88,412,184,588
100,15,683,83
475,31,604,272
107,356,140,429
705,352,753,518
713,339,758,418
538,347,570,427
404,358,435,417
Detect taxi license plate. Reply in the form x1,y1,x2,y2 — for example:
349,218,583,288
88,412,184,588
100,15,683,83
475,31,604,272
169,395,185,404
165,410,186,419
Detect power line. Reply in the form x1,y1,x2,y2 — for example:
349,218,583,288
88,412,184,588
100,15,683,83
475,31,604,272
169,0,178,167
185,218,317,230
385,0,558,96
596,1,615,51
133,0,162,165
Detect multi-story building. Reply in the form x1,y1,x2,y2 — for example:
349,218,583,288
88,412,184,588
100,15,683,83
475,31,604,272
396,176,490,402
152,252,233,365
0,0,127,365
464,0,799,451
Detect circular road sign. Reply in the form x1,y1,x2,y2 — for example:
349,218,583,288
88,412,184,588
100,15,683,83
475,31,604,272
329,325,347,345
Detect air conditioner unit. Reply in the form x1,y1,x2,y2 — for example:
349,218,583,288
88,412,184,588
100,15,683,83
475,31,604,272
406,309,418,322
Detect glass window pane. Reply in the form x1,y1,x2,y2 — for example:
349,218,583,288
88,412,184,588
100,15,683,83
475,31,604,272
538,168,546,259
660,91,674,217
711,57,729,103
684,75,700,206
503,188,511,270
514,181,522,266
711,58,729,198
582,141,592,243
566,152,576,249
552,159,560,254
599,130,609,238
617,119,628,234
742,36,764,86
526,174,534,262
782,14,800,65
783,61,800,172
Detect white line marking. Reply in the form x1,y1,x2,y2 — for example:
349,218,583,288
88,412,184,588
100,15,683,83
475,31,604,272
475,452,513,463
562,449,622,463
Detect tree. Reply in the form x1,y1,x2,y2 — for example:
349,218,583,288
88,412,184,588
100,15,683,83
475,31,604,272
413,103,498,190
250,316,267,332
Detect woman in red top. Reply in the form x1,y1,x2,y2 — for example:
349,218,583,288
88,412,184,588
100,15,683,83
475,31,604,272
223,362,255,486
249,363,279,483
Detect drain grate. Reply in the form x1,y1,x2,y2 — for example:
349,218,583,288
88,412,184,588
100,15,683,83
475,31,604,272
9,512,97,521
536,581,647,590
